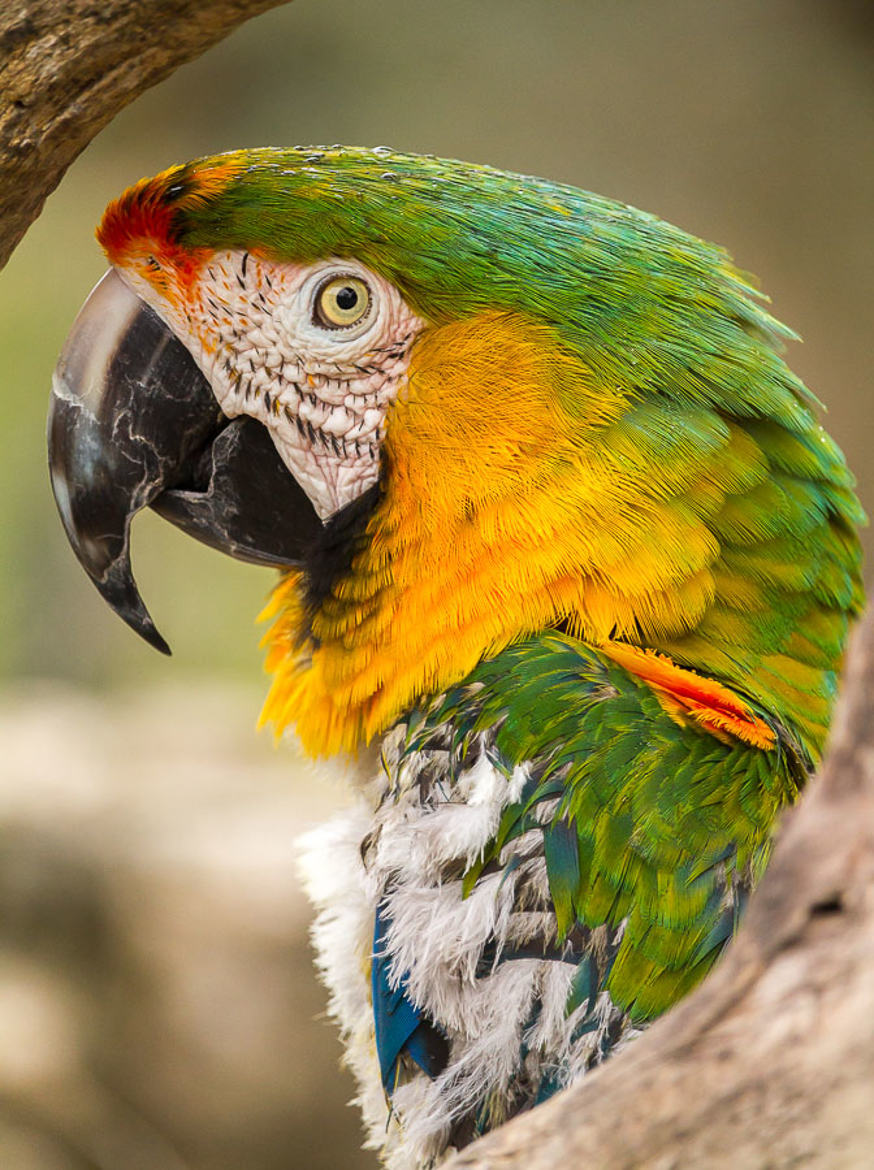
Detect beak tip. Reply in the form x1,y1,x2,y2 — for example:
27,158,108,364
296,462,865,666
149,632,173,657
87,554,173,657
119,605,172,656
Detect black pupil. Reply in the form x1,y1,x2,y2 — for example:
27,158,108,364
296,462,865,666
335,285,359,311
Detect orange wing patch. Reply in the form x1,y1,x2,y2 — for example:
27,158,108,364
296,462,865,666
601,641,776,751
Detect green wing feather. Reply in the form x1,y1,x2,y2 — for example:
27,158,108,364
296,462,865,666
408,633,807,1022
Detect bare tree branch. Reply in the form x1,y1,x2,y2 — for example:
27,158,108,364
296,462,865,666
0,0,291,273
447,607,874,1169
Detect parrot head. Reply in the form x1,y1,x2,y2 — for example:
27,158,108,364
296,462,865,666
49,147,863,756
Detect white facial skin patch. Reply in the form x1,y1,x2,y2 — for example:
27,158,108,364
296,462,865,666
118,251,426,521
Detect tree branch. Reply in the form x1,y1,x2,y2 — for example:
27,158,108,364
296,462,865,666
0,0,291,273
446,607,874,1169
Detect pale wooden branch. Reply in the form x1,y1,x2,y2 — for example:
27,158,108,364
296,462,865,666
446,607,874,1169
0,0,291,273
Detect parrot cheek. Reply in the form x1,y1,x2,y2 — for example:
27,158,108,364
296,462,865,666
265,412,385,523
48,269,321,652
143,249,426,523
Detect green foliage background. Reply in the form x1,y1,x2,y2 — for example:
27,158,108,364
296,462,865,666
0,0,870,689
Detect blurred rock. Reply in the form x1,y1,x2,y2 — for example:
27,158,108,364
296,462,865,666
0,682,376,1170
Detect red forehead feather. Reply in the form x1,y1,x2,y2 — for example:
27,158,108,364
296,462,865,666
97,159,243,266
97,181,176,264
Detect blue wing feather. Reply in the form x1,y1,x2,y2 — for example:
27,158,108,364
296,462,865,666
372,902,449,1092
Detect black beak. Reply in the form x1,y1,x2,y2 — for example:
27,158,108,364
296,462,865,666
48,270,321,653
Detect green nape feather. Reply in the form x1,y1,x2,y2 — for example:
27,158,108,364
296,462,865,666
407,633,808,1021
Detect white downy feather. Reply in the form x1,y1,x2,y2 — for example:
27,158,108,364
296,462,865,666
298,726,629,1169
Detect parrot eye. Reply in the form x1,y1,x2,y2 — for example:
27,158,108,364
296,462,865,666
313,275,372,330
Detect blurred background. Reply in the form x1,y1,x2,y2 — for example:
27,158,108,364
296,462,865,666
0,0,871,1166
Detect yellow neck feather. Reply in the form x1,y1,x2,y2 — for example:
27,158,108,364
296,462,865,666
260,311,744,757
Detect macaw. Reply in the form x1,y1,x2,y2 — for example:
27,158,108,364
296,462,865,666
48,147,863,1169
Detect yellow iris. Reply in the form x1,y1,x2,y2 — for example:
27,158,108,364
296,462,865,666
314,275,371,328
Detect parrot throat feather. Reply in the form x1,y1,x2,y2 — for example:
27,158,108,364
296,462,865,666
258,311,823,758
